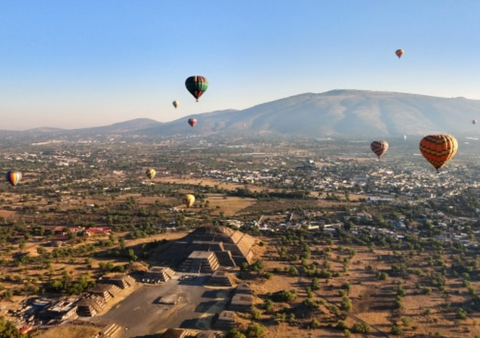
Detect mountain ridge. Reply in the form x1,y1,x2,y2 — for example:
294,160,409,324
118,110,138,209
3,90,480,140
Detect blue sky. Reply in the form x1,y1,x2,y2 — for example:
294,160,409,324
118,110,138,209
1,0,479,130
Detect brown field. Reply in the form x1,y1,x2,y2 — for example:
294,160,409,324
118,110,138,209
203,194,256,215
246,239,480,338
156,176,268,192
34,325,100,338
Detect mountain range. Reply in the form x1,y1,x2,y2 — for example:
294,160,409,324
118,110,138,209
3,90,480,140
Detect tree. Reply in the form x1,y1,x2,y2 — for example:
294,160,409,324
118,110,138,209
226,328,246,338
0,316,26,338
245,323,266,338
352,322,370,334
341,297,352,312
390,325,403,335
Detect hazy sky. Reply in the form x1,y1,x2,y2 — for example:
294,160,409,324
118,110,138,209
1,1,479,130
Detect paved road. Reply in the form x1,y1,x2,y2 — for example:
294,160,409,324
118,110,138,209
89,274,232,338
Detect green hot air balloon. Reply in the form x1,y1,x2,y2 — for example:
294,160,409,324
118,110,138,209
185,76,208,102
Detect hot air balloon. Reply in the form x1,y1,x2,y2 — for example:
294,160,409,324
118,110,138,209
145,168,156,179
6,171,22,186
184,194,195,208
419,134,458,173
472,119,477,125
403,135,407,141
188,118,197,128
395,49,404,59
185,76,208,102
172,100,179,109
370,141,389,159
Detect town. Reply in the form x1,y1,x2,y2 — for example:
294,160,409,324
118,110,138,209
1,136,480,338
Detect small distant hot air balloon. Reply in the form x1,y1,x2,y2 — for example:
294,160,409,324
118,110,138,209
172,100,179,109
6,171,22,186
188,118,197,128
185,76,208,102
370,141,389,159
472,119,477,125
403,135,407,141
184,194,195,208
145,168,156,179
419,134,458,173
395,49,404,59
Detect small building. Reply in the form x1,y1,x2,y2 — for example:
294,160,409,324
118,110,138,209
85,227,112,236
228,294,253,313
145,266,175,283
40,298,78,320
205,271,235,287
162,328,188,338
179,251,220,273
99,274,135,289
215,310,236,330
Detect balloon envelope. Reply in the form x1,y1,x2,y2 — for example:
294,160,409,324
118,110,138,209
6,171,22,186
370,141,389,159
419,134,458,173
188,118,197,128
145,168,156,179
472,119,477,125
184,194,195,208
185,76,208,101
172,100,179,109
395,49,404,58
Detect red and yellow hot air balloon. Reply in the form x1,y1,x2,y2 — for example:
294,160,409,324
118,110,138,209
370,141,389,159
6,171,22,186
395,49,404,59
419,134,458,173
185,76,208,102
183,194,195,208
188,118,197,128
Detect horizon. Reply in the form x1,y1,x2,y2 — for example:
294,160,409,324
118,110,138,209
0,88,478,132
1,1,479,130
2,88,480,132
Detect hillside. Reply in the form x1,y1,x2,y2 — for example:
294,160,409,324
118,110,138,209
147,90,480,138
3,90,480,141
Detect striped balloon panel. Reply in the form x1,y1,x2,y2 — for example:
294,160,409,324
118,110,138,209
185,76,208,101
6,171,22,186
370,141,389,158
419,134,458,172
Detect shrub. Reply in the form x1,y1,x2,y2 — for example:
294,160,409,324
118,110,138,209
352,322,370,333
390,325,403,335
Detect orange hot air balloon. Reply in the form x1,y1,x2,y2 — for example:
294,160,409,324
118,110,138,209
370,141,389,159
188,118,197,128
419,134,458,173
395,49,404,58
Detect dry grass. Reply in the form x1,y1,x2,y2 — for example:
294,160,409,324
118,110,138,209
204,194,256,215
34,325,100,338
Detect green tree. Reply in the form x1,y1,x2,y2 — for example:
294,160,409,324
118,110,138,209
226,328,246,338
245,323,266,338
